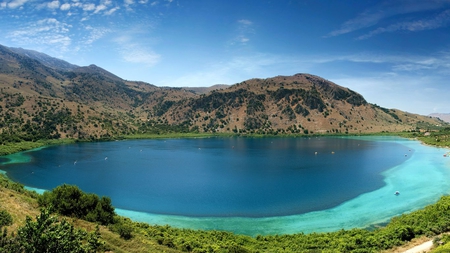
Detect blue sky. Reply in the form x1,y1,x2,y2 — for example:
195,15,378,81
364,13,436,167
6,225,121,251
0,0,449,115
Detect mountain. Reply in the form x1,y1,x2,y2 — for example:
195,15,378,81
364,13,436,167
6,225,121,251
0,44,447,142
430,113,450,123
8,47,78,71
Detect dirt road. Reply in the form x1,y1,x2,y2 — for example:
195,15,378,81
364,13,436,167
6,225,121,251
402,240,433,253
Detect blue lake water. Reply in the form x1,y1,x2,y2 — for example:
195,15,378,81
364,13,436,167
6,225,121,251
1,136,450,235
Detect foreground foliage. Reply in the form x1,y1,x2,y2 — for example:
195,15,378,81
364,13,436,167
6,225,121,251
38,184,115,226
0,208,101,253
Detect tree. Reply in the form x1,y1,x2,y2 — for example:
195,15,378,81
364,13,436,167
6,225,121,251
38,184,115,225
16,208,101,253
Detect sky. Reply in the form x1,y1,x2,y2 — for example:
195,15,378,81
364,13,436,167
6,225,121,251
0,0,449,115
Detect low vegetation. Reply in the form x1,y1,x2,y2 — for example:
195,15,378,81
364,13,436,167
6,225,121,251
411,127,450,147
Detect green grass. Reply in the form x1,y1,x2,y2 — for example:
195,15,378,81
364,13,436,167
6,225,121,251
0,139,76,156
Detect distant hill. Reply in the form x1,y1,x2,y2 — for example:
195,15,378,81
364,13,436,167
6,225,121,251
0,43,447,142
185,84,231,94
8,47,79,71
429,113,450,123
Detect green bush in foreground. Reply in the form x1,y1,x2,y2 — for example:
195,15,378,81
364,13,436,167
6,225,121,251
38,184,115,226
0,208,101,253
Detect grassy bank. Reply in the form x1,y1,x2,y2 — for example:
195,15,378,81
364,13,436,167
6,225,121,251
0,139,76,156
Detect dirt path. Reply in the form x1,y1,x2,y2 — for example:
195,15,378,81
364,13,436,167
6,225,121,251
402,240,433,253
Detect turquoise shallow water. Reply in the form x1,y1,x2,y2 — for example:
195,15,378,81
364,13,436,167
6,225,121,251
1,136,450,236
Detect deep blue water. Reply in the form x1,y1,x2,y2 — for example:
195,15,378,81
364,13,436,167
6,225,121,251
0,137,411,218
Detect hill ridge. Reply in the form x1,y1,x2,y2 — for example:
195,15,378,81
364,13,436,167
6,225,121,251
0,43,447,142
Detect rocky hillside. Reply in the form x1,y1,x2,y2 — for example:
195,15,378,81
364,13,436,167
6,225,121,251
0,44,447,143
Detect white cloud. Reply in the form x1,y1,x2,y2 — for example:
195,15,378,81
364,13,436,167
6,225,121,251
238,19,252,26
150,1,158,6
104,6,119,15
83,26,110,45
82,3,95,11
6,18,72,52
5,0,28,9
47,0,59,9
230,19,254,45
60,3,70,10
94,4,107,13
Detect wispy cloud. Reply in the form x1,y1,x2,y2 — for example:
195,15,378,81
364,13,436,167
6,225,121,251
82,26,110,45
104,6,119,15
162,53,292,87
358,9,450,40
47,0,59,9
306,50,450,75
1,0,29,9
114,36,161,66
6,18,72,52
230,19,254,45
60,3,70,11
121,47,161,65
325,0,450,38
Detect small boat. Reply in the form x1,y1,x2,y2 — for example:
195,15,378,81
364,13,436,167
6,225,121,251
394,191,400,195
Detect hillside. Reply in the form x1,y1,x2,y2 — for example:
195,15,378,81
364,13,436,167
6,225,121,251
0,43,447,144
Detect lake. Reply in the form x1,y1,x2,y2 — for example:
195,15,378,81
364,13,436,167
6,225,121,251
1,136,450,235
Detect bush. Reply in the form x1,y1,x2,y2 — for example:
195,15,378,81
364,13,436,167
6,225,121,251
38,184,115,225
17,208,101,253
0,210,12,228
109,217,133,240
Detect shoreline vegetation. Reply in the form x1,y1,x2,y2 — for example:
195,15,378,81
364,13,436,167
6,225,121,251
1,129,450,252
2,128,449,157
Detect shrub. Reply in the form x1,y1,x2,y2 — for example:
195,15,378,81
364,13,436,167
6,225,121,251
17,208,101,253
38,184,115,225
0,210,12,228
